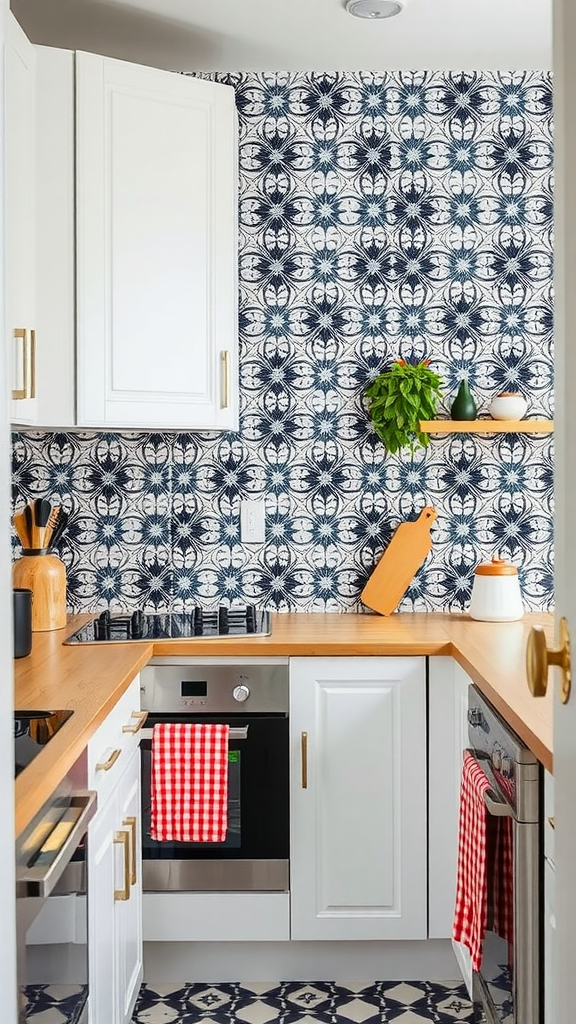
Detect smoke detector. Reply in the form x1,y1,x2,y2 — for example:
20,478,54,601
346,0,405,18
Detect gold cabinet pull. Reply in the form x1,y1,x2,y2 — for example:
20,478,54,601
96,748,121,772
114,830,130,901
301,731,308,789
124,816,137,885
548,816,556,830
122,710,148,734
526,617,572,704
220,350,230,409
29,329,36,399
12,328,36,400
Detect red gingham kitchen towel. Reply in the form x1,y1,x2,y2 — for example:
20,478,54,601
453,751,492,971
150,723,229,842
487,772,514,947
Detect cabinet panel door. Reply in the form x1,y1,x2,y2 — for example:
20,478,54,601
88,794,117,1024
6,14,37,425
290,657,427,940
76,53,238,430
428,658,471,939
116,749,143,1024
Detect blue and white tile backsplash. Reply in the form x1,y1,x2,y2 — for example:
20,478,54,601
12,71,554,614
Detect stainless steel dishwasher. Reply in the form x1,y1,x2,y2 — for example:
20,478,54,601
466,685,541,1024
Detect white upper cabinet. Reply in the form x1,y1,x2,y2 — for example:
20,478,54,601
75,53,238,430
6,14,37,425
289,656,427,941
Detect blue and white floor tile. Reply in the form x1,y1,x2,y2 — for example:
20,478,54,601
24,984,87,1023
131,981,474,1024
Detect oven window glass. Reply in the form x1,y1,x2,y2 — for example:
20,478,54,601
141,715,289,863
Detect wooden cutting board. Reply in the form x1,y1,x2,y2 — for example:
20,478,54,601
361,507,437,616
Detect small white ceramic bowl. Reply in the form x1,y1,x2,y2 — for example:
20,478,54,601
489,392,528,421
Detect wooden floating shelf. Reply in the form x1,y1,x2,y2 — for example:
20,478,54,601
419,419,554,434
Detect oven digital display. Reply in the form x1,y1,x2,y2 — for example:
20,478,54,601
181,680,208,697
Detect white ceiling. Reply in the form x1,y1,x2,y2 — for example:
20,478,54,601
11,0,552,72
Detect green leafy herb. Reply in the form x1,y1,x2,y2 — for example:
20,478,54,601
364,360,443,454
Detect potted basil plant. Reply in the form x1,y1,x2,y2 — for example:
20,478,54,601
364,359,443,454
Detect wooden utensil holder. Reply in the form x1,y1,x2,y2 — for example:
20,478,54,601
12,551,67,631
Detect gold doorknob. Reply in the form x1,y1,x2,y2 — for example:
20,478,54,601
526,617,572,704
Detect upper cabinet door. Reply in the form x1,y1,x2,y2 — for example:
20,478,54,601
6,14,37,425
75,54,238,430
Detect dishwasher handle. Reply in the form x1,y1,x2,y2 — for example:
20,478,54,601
483,789,514,818
16,791,97,898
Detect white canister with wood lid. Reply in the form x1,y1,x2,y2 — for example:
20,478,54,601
469,555,524,622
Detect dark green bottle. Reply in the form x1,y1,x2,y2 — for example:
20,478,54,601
450,379,477,421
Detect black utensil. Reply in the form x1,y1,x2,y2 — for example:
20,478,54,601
49,510,69,551
23,504,34,549
34,498,52,549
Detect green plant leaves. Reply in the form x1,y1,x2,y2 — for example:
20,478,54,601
363,360,443,455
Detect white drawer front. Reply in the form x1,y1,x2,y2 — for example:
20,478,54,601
88,674,142,802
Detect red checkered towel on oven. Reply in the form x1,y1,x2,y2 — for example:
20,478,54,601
453,750,492,971
150,723,229,842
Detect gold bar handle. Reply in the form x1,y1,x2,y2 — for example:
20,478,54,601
122,710,148,734
124,816,137,886
29,329,36,399
96,748,121,772
301,731,308,789
12,328,35,400
114,830,130,901
548,816,556,830
220,350,230,409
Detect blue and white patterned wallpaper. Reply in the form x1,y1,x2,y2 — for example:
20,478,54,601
12,71,555,614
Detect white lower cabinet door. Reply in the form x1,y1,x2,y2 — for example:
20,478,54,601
116,748,143,1024
88,793,117,1024
289,656,427,940
428,658,471,939
88,748,143,1024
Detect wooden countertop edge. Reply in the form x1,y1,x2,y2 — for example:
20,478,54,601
449,645,554,774
14,644,153,837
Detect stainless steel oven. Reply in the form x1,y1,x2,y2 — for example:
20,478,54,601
466,685,542,1024
15,745,96,1024
139,658,289,892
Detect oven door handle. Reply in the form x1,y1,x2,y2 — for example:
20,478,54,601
16,791,97,898
483,788,514,818
140,725,249,742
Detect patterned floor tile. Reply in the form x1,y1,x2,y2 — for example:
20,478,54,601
131,981,474,1024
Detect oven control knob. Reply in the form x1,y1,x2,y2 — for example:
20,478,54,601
233,684,250,703
491,749,502,771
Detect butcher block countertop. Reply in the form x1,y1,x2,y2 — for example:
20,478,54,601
14,610,555,837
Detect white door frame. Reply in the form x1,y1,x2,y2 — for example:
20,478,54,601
551,0,576,1020
0,0,17,1018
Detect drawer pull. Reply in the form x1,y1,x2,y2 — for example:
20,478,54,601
548,816,556,830
124,816,137,886
122,710,148,734
114,830,130,901
96,748,121,772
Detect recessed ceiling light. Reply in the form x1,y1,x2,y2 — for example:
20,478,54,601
346,0,403,18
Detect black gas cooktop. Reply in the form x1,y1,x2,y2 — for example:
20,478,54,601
14,709,74,777
63,605,271,644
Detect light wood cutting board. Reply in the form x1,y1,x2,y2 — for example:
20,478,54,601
361,507,437,616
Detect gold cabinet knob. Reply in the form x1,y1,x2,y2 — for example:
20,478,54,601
526,616,572,704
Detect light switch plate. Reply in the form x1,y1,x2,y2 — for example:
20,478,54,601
240,499,266,544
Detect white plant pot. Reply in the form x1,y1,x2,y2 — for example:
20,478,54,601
489,393,528,421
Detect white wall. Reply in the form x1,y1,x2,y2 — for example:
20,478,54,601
0,1,17,1019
